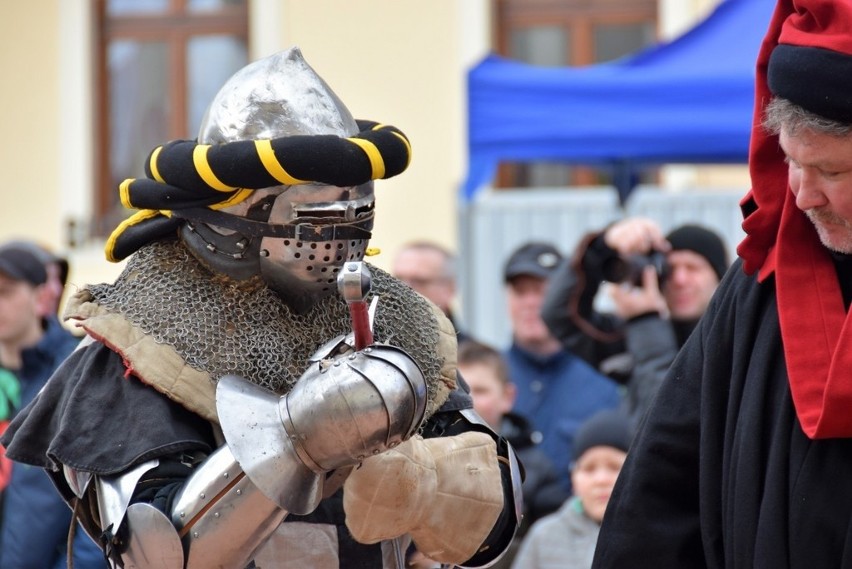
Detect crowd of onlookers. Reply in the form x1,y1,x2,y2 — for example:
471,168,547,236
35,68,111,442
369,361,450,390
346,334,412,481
392,219,729,569
0,220,728,568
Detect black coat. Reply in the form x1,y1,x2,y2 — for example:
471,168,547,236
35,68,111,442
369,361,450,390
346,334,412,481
593,258,852,569
501,411,569,529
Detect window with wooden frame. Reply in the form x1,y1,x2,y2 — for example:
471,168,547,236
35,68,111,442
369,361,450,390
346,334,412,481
93,0,248,236
494,0,658,189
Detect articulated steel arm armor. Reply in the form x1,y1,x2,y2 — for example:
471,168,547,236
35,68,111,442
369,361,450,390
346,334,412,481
75,338,427,568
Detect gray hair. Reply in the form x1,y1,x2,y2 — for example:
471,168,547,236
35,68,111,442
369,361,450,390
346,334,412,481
763,96,852,137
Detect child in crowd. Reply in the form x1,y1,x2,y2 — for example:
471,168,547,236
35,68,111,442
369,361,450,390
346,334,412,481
511,409,632,569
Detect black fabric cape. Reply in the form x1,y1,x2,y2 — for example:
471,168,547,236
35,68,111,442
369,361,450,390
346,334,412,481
1,334,514,569
592,258,852,569
1,341,215,475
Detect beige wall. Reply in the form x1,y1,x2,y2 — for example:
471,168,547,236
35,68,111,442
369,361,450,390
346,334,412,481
0,4,62,246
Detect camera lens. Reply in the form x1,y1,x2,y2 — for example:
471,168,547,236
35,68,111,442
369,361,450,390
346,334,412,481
602,252,669,287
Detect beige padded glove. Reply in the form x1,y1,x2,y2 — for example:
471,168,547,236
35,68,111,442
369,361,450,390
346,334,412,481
343,432,504,564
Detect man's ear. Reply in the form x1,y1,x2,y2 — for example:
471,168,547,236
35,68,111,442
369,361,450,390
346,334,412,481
33,283,53,318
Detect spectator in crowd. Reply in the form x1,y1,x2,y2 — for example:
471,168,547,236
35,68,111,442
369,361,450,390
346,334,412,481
502,241,621,493
392,240,472,342
541,218,728,424
0,242,104,568
458,339,568,528
512,409,632,569
5,240,70,318
593,3,852,567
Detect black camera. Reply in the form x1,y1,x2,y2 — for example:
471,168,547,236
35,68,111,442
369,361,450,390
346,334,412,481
602,251,670,287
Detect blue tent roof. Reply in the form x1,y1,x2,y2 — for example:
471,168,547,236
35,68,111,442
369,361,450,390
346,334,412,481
463,0,775,201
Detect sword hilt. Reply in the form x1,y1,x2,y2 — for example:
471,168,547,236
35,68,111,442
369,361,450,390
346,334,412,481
337,262,373,350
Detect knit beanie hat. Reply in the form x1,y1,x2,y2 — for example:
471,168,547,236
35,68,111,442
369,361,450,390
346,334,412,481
666,224,729,281
572,409,633,463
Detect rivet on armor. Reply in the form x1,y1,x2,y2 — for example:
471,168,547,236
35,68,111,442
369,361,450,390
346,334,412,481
260,249,270,257
236,239,248,250
200,492,206,499
180,511,186,518
193,532,199,538
223,472,229,479
214,512,220,518
236,489,242,495
206,243,217,252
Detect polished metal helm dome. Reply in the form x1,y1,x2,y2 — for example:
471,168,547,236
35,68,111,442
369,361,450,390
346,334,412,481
180,47,375,312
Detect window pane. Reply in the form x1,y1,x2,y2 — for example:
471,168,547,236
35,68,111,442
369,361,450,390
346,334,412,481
520,163,572,187
107,0,169,16
510,26,569,67
594,23,656,63
187,0,246,13
109,41,170,202
186,35,248,137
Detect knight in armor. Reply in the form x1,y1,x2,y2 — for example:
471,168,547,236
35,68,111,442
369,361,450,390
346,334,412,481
1,48,521,569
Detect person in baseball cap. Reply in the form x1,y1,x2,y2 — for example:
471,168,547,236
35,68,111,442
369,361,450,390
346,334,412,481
502,240,621,495
503,241,563,282
0,245,47,287
2,240,69,317
0,239,101,567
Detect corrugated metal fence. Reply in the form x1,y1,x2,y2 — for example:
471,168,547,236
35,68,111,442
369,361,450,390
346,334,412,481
458,186,746,349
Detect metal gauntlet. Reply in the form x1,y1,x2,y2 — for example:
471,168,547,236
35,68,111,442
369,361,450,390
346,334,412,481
84,341,428,569
218,338,428,514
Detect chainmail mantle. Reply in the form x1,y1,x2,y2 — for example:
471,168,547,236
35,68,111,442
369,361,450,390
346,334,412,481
85,240,445,408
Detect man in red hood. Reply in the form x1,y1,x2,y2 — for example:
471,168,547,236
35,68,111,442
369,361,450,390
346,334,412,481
592,2,852,568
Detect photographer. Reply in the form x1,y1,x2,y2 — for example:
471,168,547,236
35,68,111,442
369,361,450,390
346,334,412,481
541,217,728,425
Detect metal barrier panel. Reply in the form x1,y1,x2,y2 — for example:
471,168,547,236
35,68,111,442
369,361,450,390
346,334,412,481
459,186,745,349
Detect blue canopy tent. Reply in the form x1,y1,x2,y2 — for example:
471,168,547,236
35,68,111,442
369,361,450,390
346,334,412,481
462,0,775,203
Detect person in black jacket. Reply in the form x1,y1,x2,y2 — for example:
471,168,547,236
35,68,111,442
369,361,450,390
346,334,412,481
593,3,852,567
541,218,728,425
